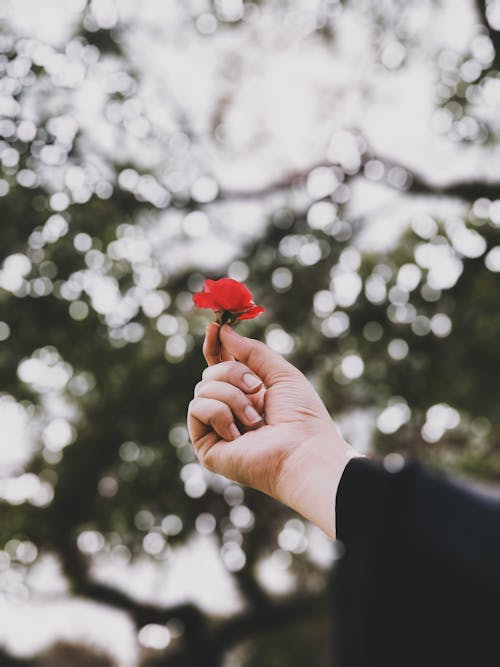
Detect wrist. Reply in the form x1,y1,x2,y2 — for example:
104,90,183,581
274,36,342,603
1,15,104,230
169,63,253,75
277,426,362,540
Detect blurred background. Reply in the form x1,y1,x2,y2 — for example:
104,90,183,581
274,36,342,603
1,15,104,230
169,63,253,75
1,0,500,664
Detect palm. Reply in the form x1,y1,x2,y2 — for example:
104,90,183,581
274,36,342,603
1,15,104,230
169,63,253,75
189,324,355,537
195,374,333,497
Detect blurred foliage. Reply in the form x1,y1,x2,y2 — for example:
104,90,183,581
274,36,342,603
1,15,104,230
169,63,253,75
1,0,500,665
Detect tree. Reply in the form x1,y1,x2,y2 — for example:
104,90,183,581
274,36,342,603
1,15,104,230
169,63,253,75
1,1,500,664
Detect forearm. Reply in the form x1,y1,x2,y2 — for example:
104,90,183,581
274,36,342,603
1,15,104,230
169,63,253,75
278,430,363,540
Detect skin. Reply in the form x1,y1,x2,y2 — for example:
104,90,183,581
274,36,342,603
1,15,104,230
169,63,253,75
187,323,362,539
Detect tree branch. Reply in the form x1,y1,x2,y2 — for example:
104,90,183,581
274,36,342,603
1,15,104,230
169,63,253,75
54,527,330,664
213,153,500,205
74,578,204,628
67,557,330,666
51,527,307,662
354,146,500,203
216,161,333,200
0,650,37,667
52,535,205,629
211,588,330,657
401,168,500,202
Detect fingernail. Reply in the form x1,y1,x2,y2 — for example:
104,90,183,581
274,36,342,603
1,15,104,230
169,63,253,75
244,405,261,424
229,423,241,440
243,373,261,391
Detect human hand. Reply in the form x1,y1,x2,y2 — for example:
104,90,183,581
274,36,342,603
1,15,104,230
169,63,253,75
187,323,360,538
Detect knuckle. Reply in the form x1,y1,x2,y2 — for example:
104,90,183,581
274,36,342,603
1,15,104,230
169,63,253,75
203,361,239,380
253,339,267,354
237,393,252,413
228,361,251,381
193,381,205,397
193,442,204,461
227,391,249,417
202,361,228,380
201,453,215,472
232,360,248,373
196,443,215,471
213,403,229,421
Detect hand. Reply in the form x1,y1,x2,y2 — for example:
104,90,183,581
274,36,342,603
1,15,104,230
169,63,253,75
187,323,360,538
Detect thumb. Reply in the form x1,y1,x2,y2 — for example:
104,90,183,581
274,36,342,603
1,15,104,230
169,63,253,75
219,325,299,386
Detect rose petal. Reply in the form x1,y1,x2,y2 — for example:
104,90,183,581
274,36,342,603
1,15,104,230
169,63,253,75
193,277,264,317
237,305,265,320
193,292,219,310
204,278,253,311
203,279,217,292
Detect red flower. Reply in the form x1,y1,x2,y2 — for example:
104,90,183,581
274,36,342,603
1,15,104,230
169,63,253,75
193,278,265,323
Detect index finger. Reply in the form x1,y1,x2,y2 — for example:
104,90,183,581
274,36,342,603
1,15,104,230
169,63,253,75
203,322,221,365
202,323,234,365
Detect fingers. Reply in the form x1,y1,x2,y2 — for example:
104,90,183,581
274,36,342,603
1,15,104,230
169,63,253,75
194,380,263,427
203,323,234,365
188,397,240,443
188,362,265,452
202,360,263,394
219,325,300,387
203,323,221,365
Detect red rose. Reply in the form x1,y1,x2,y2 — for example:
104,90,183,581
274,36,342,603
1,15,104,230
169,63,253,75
193,278,265,324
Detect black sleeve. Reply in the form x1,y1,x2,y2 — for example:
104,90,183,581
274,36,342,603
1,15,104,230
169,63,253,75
331,457,500,667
